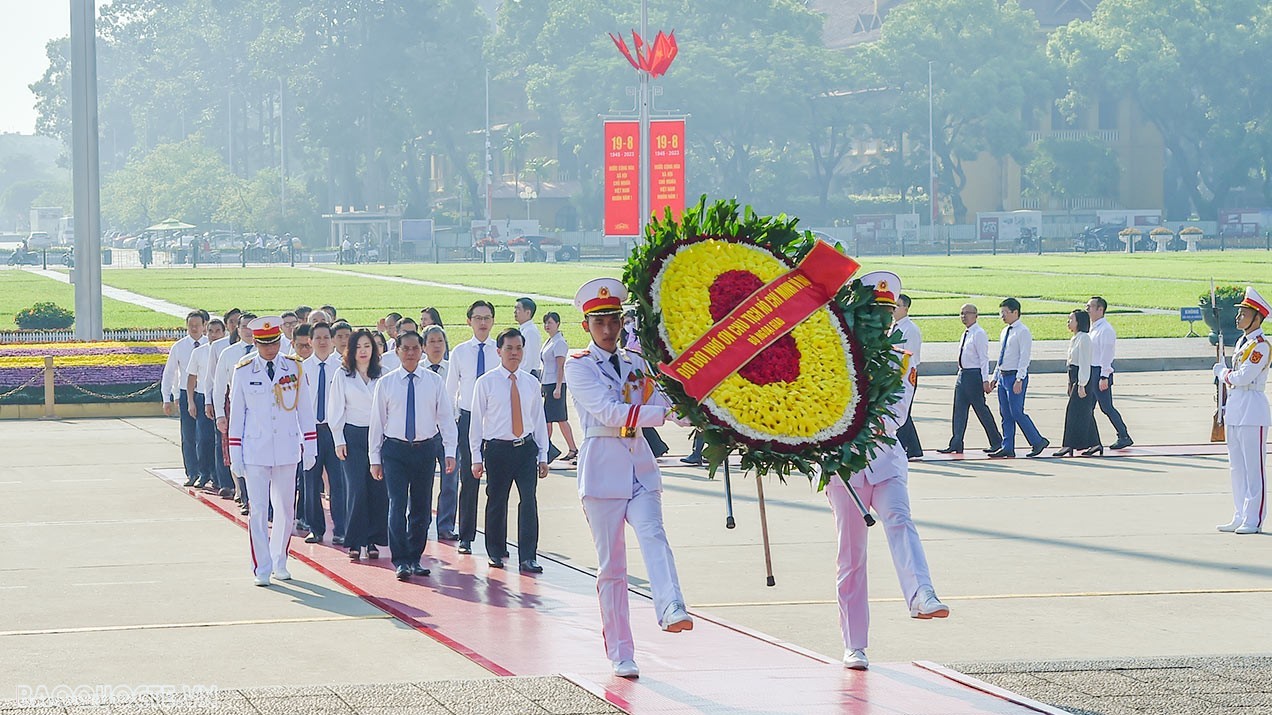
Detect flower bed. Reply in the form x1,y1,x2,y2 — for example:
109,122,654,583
0,341,169,404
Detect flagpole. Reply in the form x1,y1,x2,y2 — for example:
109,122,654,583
637,0,651,241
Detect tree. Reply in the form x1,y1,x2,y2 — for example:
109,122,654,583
1049,0,1272,219
101,136,236,229
855,0,1055,222
1022,137,1120,205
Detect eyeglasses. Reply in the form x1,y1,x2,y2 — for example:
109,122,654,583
470,315,493,322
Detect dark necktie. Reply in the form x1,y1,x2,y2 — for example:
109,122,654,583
429,363,441,373
998,325,1013,367
317,362,327,422
476,343,487,377
958,330,969,367
609,354,621,377
266,360,275,381
405,372,417,441
244,344,252,355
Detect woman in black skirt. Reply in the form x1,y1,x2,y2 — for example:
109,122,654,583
540,312,578,462
329,329,388,560
1055,309,1102,456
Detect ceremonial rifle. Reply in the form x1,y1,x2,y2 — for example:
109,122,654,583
1211,280,1227,443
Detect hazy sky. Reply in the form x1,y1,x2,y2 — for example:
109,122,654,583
1,2,71,135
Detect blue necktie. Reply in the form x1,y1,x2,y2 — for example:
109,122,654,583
317,362,327,422
476,342,487,377
998,325,1012,367
405,372,416,441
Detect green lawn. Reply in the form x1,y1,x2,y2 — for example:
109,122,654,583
0,270,172,329
18,249,1263,342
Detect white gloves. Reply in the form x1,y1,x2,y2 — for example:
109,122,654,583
303,456,316,472
1213,362,1226,379
231,462,244,478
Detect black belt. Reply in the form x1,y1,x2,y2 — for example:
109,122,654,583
485,437,535,448
999,370,1018,376
386,434,439,447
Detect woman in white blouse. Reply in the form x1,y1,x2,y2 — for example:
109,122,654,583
1056,310,1102,457
330,329,388,560
540,312,578,462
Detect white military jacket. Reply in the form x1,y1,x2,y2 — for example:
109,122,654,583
564,342,670,499
1220,328,1270,427
228,353,317,469
849,351,917,487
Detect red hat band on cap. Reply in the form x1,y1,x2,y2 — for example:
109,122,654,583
252,324,282,343
583,295,623,315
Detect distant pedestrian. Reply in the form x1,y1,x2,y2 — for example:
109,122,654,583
1086,297,1134,450
163,310,209,486
989,298,1049,458
540,312,578,464
516,298,543,380
1055,310,1101,457
937,305,1002,455
891,294,923,460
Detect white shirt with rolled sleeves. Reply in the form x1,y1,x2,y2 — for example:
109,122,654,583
519,321,543,373
214,342,256,419
892,317,922,369
563,343,671,499
368,367,458,466
1219,328,1271,427
161,335,205,402
994,320,1033,381
227,354,316,471
469,366,549,464
327,369,378,448
446,338,498,412
1090,317,1117,378
957,323,990,375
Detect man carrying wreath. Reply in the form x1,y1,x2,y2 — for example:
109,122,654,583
564,277,693,680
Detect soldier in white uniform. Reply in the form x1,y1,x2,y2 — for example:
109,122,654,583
229,316,317,586
563,278,692,680
1214,286,1270,534
828,272,948,671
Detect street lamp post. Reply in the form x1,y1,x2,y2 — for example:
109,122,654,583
70,0,103,340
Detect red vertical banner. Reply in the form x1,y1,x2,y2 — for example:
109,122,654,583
604,121,640,236
649,119,685,222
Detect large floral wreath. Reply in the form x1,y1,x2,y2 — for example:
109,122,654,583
624,197,902,489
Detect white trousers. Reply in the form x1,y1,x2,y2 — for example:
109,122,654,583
245,464,298,579
1226,425,1268,528
826,475,933,651
582,487,685,663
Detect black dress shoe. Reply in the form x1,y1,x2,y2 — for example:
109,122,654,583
519,560,544,573
1082,445,1104,457
218,488,235,499
488,558,505,569
679,455,703,465
183,477,199,487
366,546,380,559
395,566,411,581
348,548,361,561
457,541,472,554
987,449,1016,458
411,563,431,576
332,536,345,546
1110,438,1134,450
1027,438,1050,458
983,446,1002,453
437,532,459,542
936,447,963,455
304,533,321,544
239,505,250,516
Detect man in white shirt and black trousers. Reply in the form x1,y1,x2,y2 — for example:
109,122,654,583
162,310,208,486
302,322,347,545
514,297,543,380
1086,296,1134,450
470,328,550,572
990,298,1049,458
938,304,1003,454
445,300,499,555
370,331,458,580
891,294,923,459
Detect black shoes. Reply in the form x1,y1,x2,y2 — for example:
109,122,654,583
395,565,411,581
1026,438,1050,458
183,476,199,487
366,546,379,559
488,558,505,569
1110,438,1134,450
437,532,459,542
680,455,704,466
304,533,321,544
1053,447,1076,457
332,536,345,546
520,560,544,573
218,488,235,499
349,548,361,561
987,449,1016,458
457,541,472,554
411,563,431,576
984,446,1002,453
936,447,963,455
1082,445,1104,457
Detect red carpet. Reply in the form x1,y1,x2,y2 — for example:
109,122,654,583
153,467,1063,714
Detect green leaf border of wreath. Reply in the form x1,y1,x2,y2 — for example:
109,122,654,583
623,195,903,490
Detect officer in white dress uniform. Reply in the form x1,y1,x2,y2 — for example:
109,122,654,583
827,272,949,671
563,278,692,680
1214,287,1270,534
229,317,317,586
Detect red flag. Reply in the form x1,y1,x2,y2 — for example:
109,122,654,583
610,33,639,71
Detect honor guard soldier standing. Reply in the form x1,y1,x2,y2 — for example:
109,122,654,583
564,278,693,680
1215,287,1270,534
229,317,317,586
829,272,949,671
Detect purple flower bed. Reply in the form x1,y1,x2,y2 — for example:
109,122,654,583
0,367,41,388
0,346,167,357
0,364,163,388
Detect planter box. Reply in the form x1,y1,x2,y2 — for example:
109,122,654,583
1201,298,1243,346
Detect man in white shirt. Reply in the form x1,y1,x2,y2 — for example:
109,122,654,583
891,294,923,459
989,298,1049,458
937,304,1003,455
205,310,241,496
515,298,543,380
369,330,458,580
422,326,458,541
186,318,226,492
215,315,257,513
470,328,550,572
162,310,208,486
1086,296,1134,449
289,323,314,529
445,300,499,554
302,322,347,545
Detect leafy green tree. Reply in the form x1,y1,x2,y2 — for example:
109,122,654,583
854,0,1055,222
101,135,236,229
1022,136,1120,204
